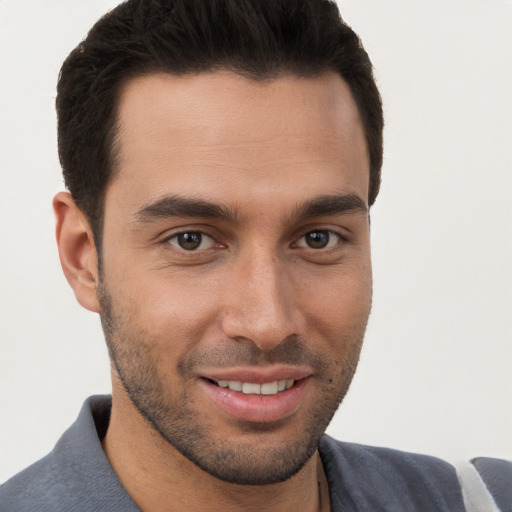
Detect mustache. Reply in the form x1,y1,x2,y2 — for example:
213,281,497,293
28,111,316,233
179,335,329,373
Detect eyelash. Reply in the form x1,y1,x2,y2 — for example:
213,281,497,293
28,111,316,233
165,231,220,252
293,229,346,250
163,228,347,252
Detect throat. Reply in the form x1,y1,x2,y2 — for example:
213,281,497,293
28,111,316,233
317,455,331,512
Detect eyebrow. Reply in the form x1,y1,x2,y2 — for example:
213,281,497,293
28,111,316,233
134,192,367,225
293,193,368,219
135,195,239,224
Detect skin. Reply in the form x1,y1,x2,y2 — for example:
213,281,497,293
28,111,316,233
54,70,372,512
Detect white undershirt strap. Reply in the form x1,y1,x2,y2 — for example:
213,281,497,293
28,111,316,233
456,461,501,512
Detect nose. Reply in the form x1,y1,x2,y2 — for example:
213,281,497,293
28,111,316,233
220,250,303,351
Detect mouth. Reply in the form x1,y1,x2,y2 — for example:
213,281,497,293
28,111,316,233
199,369,310,423
211,379,296,395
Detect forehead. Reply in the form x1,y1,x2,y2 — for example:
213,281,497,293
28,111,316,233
108,70,369,216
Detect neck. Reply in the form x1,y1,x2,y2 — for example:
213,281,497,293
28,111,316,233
102,384,329,512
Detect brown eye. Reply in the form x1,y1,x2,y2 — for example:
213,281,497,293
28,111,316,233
169,232,215,251
305,231,329,248
296,230,339,249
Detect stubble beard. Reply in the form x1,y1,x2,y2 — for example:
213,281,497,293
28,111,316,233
98,280,366,485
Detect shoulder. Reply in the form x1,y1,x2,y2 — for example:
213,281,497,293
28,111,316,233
458,456,512,512
0,395,138,512
319,435,466,511
0,452,62,512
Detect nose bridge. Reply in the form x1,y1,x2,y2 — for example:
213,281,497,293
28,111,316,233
221,246,299,350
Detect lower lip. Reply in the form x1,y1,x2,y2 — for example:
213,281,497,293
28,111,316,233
200,378,309,423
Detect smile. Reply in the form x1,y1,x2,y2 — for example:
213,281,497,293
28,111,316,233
200,371,309,423
216,379,295,395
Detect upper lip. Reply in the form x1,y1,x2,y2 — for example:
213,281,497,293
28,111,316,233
199,365,312,384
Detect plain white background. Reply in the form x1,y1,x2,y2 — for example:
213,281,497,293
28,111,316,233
0,0,511,484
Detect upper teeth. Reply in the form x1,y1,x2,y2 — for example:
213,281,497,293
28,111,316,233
217,379,295,395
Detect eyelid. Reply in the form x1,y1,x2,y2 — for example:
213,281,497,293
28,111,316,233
159,224,217,242
167,231,217,251
292,228,347,249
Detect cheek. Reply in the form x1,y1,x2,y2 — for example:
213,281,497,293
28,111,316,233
299,263,372,341
112,270,222,342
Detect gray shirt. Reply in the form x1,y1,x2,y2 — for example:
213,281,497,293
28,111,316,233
0,395,507,511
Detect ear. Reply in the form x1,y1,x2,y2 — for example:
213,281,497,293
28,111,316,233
53,191,100,313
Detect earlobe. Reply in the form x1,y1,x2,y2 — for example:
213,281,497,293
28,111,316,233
53,191,100,313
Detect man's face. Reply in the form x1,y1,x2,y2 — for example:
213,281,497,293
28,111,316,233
98,71,372,484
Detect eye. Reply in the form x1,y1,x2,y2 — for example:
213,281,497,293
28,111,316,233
295,230,340,249
168,231,216,251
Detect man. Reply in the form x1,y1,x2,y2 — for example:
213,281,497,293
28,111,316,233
1,0,510,511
